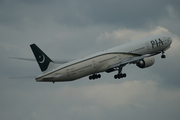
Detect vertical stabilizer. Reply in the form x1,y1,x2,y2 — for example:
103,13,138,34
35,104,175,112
30,44,58,72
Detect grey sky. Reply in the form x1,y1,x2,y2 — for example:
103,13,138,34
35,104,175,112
1,0,180,120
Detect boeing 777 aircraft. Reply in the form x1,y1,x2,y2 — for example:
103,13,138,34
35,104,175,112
19,34,172,83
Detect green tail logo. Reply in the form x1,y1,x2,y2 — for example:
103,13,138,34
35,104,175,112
30,44,53,72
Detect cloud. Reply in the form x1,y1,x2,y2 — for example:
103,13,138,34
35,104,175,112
2,79,179,120
97,26,169,44
155,5,180,35
1,0,180,120
1,0,179,30
22,80,180,120
96,26,180,88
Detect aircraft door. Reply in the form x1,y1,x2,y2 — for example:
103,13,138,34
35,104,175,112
66,69,70,76
92,60,97,68
118,54,122,60
146,43,150,50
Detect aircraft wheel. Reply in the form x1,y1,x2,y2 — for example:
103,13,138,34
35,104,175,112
161,54,166,59
89,74,101,80
117,75,121,79
98,74,101,78
114,73,126,79
114,75,117,79
123,73,126,77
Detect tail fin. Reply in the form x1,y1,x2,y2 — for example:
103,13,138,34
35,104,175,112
30,44,57,72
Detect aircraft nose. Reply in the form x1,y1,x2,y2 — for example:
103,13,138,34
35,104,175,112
169,37,172,44
167,37,172,44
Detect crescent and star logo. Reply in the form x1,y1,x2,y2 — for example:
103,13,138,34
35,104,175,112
38,54,45,63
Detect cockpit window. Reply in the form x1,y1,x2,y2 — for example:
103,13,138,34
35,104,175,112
167,37,171,42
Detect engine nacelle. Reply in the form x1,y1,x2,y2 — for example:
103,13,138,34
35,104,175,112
136,56,155,68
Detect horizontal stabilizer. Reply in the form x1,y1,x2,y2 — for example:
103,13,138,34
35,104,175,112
40,75,62,80
9,57,72,64
9,76,36,79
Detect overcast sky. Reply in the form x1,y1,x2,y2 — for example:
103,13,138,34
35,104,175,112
1,0,180,120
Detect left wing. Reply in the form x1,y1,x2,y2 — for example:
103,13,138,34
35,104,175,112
9,57,73,64
107,52,161,70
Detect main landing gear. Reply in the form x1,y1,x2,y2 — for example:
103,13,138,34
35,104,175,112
161,51,166,59
114,73,126,79
89,74,101,80
114,67,127,79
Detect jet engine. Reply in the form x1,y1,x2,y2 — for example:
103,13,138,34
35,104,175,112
136,56,155,68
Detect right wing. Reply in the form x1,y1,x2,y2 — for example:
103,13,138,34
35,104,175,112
9,57,73,64
107,52,161,70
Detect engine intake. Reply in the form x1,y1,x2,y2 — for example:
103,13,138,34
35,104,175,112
136,56,155,68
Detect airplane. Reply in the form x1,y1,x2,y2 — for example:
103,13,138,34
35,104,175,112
21,34,172,83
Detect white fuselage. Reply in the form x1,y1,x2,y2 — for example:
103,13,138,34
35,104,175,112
36,34,172,82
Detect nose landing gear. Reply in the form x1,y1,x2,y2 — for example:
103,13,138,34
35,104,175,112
161,51,166,59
